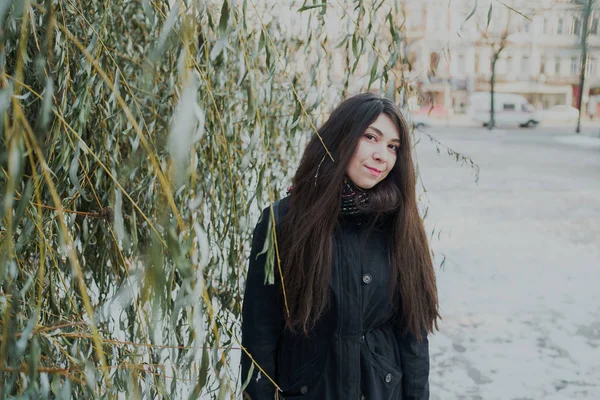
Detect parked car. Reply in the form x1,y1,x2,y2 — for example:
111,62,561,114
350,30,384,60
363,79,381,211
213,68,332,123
467,92,542,128
541,105,580,125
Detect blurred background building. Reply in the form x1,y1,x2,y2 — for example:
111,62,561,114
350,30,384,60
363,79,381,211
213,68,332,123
403,0,600,117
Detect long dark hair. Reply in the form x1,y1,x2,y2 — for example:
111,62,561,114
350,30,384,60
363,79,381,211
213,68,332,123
280,93,439,339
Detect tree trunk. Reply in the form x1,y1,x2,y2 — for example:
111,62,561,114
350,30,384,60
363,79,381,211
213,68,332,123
577,0,593,133
489,56,497,130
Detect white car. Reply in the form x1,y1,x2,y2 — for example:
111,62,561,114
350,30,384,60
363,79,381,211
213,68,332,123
541,105,580,125
467,92,542,128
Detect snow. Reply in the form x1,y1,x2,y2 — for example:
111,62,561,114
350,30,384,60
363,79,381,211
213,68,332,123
555,135,600,150
416,126,600,399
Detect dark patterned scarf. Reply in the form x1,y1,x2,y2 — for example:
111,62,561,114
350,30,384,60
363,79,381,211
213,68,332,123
341,178,368,215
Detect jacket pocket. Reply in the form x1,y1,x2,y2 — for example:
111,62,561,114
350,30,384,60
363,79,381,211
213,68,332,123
277,336,328,399
362,343,403,400
279,356,327,399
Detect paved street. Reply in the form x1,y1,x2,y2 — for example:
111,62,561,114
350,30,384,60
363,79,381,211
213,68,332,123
415,125,600,399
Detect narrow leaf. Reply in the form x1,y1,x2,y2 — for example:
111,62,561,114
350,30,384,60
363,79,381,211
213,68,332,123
37,78,54,131
114,188,125,243
240,363,255,392
15,313,37,358
219,0,230,35
463,0,478,26
69,142,92,202
14,180,33,226
368,55,379,90
0,87,11,116
496,0,532,21
298,4,327,12
151,2,179,62
256,215,275,285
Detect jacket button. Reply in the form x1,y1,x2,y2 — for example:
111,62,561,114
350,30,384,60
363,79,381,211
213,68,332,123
361,395,366,400
300,385,309,394
385,373,392,383
362,274,372,284
360,334,365,343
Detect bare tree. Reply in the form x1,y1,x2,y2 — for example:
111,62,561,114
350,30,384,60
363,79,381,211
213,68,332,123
576,0,597,133
477,8,514,130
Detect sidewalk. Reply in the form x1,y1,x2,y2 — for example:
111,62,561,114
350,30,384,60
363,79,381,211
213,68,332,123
416,127,600,400
554,134,600,149
426,114,600,140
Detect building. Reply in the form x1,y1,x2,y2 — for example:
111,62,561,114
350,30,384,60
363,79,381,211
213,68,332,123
403,0,600,115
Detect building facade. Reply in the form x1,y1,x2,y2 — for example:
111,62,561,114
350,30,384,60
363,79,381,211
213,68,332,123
403,0,600,115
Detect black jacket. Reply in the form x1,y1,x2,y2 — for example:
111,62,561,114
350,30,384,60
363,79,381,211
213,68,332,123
241,197,429,400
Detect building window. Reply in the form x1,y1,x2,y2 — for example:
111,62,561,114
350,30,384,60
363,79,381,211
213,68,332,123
592,17,599,35
555,57,561,75
474,53,480,74
430,10,444,32
571,16,581,36
540,57,546,74
506,55,513,74
571,56,579,75
407,4,424,30
457,53,465,74
544,18,549,34
587,57,597,76
522,56,530,76
558,18,564,34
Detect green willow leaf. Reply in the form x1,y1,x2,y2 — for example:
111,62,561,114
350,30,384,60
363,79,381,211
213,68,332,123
141,0,155,25
15,313,37,359
68,142,92,202
28,337,41,388
368,55,379,90
13,180,33,227
218,0,230,36
0,1,10,26
114,187,125,243
36,77,54,132
0,87,11,116
298,4,327,12
151,2,179,62
14,219,35,253
58,379,71,400
256,212,275,285
464,0,479,26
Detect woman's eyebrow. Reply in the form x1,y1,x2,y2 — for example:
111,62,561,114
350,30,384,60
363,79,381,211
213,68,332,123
367,126,401,144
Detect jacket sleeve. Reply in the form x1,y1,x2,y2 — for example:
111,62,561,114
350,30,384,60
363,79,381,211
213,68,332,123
398,327,430,400
241,206,284,399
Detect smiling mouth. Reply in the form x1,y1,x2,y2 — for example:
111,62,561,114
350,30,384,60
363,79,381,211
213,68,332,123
365,166,382,176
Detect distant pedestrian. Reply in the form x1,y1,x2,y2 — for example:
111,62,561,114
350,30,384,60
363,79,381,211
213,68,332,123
241,93,440,400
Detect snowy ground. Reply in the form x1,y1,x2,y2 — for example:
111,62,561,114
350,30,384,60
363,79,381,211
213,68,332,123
415,124,600,400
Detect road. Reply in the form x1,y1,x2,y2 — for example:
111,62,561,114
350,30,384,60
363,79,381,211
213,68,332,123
415,125,600,399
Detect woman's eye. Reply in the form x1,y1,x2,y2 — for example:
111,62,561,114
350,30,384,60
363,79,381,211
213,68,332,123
388,144,399,152
364,133,376,141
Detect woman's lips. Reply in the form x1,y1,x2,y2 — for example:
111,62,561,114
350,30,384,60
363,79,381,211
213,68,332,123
365,166,382,177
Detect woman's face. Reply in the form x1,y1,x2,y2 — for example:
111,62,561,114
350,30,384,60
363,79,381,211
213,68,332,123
346,113,400,190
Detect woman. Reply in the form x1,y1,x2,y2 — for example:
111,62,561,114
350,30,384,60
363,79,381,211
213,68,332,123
241,93,440,400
